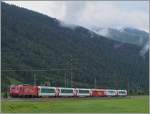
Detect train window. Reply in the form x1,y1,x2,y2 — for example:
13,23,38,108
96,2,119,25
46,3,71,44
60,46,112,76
61,89,73,93
108,91,115,93
41,88,55,93
79,90,89,93
119,91,126,94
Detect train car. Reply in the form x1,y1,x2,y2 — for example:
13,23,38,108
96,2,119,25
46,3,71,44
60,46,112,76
10,84,38,97
59,87,75,97
105,89,118,97
77,88,91,97
91,89,107,97
38,86,57,97
117,90,127,96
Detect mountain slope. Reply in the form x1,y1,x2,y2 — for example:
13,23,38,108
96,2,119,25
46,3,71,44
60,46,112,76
1,2,149,94
93,27,149,51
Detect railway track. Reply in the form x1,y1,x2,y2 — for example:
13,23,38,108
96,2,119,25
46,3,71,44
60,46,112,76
3,96,130,102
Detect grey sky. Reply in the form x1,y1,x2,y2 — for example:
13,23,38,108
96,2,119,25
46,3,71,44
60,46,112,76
5,1,149,32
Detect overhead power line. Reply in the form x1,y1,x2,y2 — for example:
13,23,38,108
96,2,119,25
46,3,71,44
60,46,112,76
1,68,79,72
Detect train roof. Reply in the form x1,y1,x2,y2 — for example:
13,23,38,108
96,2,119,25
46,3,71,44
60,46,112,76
38,86,91,90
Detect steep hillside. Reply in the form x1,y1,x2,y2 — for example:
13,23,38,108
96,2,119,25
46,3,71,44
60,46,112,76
1,2,149,94
93,27,149,49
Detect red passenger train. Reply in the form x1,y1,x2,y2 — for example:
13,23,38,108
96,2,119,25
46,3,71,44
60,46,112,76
9,84,127,98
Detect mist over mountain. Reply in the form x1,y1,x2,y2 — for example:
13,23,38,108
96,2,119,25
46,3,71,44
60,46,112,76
1,2,149,94
92,27,149,56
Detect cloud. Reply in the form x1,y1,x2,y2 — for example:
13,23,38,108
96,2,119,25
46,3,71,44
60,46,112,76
63,1,86,24
4,1,149,32
61,1,149,32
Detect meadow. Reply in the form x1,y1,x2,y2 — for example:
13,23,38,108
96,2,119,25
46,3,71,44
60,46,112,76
1,96,149,113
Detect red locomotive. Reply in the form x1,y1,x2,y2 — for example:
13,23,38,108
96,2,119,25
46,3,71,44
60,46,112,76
10,84,38,97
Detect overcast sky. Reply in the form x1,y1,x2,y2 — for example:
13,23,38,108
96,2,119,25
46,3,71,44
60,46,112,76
5,1,149,32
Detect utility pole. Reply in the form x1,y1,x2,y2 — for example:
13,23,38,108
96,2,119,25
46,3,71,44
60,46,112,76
64,75,67,87
71,75,72,88
62,54,79,88
116,80,118,89
66,75,68,87
94,77,97,88
127,77,130,92
70,55,73,88
34,73,36,86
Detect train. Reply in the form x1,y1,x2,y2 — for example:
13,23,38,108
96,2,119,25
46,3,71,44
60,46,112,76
9,84,127,98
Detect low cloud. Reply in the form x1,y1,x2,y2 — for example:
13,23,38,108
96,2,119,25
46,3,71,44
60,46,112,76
5,1,149,32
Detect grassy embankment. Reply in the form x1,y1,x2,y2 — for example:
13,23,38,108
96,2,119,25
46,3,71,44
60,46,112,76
1,96,149,113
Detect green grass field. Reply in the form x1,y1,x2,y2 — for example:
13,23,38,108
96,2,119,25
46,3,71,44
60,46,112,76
1,96,149,113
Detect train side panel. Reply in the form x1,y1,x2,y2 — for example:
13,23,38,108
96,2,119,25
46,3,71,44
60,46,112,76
91,89,107,97
77,89,91,97
19,85,38,97
105,89,117,97
117,90,127,96
38,86,56,97
59,88,74,97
